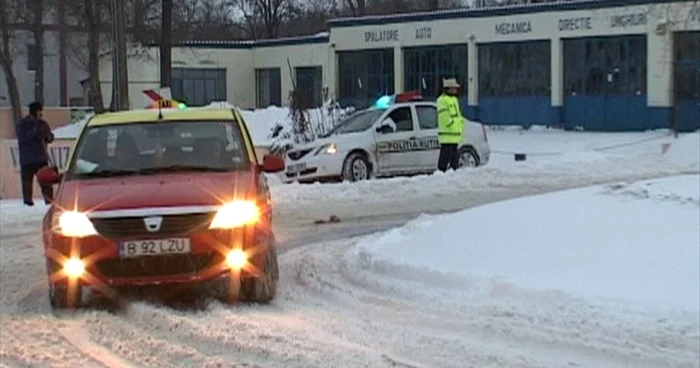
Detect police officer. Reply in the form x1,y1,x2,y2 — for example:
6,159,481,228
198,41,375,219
436,78,464,172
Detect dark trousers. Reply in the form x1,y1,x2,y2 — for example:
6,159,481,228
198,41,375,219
21,162,54,205
437,144,460,172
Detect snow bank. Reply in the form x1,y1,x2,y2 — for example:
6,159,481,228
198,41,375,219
664,131,700,169
356,175,700,313
53,113,94,139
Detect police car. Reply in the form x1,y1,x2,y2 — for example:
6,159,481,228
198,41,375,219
281,92,490,183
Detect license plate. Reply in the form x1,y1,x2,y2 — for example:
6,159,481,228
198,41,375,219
286,163,307,174
119,238,191,258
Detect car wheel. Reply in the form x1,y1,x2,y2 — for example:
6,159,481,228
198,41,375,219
49,283,82,309
239,242,278,304
458,147,479,168
342,152,371,182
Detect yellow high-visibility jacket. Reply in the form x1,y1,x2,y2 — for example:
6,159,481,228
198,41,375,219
436,94,464,144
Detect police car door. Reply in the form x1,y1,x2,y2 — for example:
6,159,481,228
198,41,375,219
373,105,420,174
413,103,441,170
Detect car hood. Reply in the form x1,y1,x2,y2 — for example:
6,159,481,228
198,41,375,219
56,171,256,212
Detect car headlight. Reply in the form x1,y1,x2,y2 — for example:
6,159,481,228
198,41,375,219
209,200,259,229
315,143,337,155
54,211,97,238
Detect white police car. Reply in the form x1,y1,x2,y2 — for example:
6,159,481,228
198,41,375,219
281,92,490,183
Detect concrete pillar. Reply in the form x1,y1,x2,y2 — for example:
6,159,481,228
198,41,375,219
393,46,403,94
467,39,479,120
551,37,563,125
647,27,674,127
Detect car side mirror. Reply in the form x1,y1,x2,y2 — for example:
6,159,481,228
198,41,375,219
260,155,285,173
37,166,63,185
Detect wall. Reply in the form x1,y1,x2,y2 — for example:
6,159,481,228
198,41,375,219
252,42,333,103
98,46,255,109
0,138,75,199
0,29,89,108
328,0,700,128
0,106,92,139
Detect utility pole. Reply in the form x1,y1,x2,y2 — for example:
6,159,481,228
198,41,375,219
160,0,172,88
110,0,129,111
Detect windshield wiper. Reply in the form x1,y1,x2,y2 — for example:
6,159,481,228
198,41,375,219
76,169,140,178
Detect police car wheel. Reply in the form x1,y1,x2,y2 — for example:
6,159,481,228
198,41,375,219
458,148,479,168
342,153,371,182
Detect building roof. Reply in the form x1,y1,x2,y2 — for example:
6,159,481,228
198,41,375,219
326,0,687,27
147,33,330,49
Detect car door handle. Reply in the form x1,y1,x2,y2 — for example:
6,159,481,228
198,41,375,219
409,136,417,140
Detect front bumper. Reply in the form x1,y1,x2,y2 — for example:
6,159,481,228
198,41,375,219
281,153,345,183
45,227,270,288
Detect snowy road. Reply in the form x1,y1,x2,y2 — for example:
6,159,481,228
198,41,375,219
2,176,697,367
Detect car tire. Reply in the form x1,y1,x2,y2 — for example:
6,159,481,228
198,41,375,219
49,283,82,309
341,152,371,182
239,242,278,304
458,147,479,168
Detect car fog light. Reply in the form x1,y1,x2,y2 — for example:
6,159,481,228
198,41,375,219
226,249,247,269
63,258,85,278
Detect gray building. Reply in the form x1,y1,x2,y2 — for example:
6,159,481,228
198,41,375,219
1,27,89,108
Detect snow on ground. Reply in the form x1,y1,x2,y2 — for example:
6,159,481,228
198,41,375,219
355,175,700,315
2,177,697,367
270,129,700,207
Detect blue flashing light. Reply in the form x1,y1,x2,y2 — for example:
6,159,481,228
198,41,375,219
374,95,394,109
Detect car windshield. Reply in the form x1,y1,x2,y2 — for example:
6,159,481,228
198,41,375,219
66,120,250,179
323,109,384,137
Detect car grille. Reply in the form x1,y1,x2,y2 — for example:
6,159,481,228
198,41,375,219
92,212,215,239
95,253,221,278
287,148,312,161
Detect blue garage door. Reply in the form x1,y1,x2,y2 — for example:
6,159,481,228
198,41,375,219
674,31,700,132
563,35,648,131
337,49,394,109
478,41,553,127
403,44,470,118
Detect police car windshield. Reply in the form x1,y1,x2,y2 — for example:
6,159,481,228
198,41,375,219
66,120,250,179
324,109,384,136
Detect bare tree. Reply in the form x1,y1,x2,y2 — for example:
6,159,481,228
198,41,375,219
160,0,172,88
343,0,367,16
30,0,44,103
65,0,108,113
0,0,23,124
234,0,298,39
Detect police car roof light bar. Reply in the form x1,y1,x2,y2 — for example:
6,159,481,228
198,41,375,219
394,91,422,102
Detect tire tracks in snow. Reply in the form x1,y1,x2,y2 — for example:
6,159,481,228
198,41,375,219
57,320,139,368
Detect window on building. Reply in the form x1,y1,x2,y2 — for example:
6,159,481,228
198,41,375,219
403,44,468,101
27,44,38,71
255,68,281,108
415,105,438,130
479,41,551,97
337,49,394,108
171,68,227,106
295,66,323,109
674,31,700,101
563,35,647,96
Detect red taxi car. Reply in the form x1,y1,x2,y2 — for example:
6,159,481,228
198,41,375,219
37,106,285,309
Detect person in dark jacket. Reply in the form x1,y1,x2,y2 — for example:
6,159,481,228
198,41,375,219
15,101,54,206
